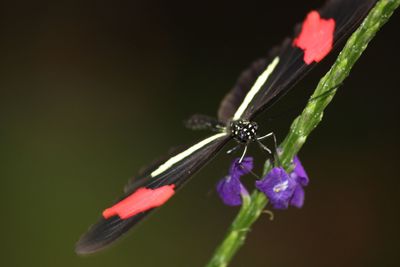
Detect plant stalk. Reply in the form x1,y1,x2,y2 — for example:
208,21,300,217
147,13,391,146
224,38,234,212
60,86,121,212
205,1,400,267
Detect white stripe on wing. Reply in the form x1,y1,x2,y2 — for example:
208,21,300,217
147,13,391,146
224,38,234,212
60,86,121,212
150,132,228,177
233,57,280,120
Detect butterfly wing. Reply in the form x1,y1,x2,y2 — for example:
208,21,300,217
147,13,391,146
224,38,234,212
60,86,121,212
76,133,230,254
218,58,271,122
218,0,377,122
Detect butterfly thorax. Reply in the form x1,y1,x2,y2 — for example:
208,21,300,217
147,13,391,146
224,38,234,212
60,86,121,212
229,119,258,143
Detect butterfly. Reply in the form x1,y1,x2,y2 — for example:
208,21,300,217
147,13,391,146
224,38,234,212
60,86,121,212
76,0,377,254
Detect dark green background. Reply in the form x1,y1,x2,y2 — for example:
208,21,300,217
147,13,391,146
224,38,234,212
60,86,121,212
0,1,399,266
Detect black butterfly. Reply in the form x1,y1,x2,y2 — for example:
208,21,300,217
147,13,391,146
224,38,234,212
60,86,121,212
76,0,377,254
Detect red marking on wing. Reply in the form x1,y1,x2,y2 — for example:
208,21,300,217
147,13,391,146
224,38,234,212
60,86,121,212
293,11,335,64
103,184,176,220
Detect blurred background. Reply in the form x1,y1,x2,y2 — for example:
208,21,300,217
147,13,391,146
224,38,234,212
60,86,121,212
0,1,399,266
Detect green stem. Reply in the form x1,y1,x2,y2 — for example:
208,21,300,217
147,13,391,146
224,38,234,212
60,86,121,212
205,1,400,267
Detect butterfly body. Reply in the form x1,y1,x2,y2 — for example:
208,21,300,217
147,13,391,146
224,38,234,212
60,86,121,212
229,120,259,144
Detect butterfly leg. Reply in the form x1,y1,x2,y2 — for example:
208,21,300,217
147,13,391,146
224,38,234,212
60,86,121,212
257,132,274,141
234,145,260,179
226,144,241,155
257,132,281,166
256,139,272,154
238,145,248,164
257,131,277,153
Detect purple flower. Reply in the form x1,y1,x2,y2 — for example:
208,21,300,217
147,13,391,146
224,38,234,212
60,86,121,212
289,156,309,208
290,186,305,208
216,157,253,206
255,167,297,209
292,156,309,187
256,156,309,209
229,157,254,177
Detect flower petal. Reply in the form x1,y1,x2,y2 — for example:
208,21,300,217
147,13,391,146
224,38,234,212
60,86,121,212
229,157,254,178
256,167,296,210
290,185,305,208
293,156,309,186
216,176,246,206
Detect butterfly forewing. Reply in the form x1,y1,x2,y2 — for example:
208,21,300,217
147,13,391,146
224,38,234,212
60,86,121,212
76,133,230,254
218,0,377,122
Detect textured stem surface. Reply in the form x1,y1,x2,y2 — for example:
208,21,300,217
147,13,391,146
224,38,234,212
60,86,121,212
205,1,400,267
